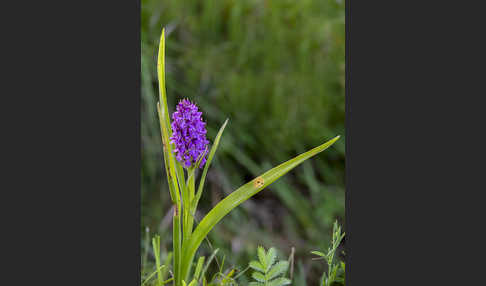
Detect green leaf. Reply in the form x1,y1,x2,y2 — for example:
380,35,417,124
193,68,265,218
252,272,265,282
156,28,185,212
311,251,326,257
180,136,340,280
157,102,178,203
265,248,277,272
321,272,327,286
249,261,265,273
193,256,205,281
249,282,264,286
160,277,174,285
161,252,172,281
156,28,180,205
257,246,267,268
152,235,163,285
141,264,166,286
268,277,291,286
219,254,226,274
192,119,229,212
200,248,219,283
234,265,251,280
220,269,236,285
157,29,170,129
267,261,289,281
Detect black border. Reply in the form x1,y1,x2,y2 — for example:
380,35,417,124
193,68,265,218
136,0,142,281
13,0,142,284
345,0,351,283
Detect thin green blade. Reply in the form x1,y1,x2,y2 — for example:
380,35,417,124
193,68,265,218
157,28,170,130
192,118,229,212
193,256,205,281
156,28,182,204
180,135,340,280
311,251,326,258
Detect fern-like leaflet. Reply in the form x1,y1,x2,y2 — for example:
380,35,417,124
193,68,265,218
248,247,291,286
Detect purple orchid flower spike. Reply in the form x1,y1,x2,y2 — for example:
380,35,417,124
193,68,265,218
169,99,210,168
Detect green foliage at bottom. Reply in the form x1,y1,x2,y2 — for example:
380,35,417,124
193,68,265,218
248,247,291,286
311,221,345,286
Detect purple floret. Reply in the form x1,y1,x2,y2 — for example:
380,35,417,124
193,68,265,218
169,99,210,168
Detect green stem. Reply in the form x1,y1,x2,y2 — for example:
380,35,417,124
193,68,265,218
152,236,163,285
186,167,196,240
181,171,189,245
181,168,196,284
173,206,182,286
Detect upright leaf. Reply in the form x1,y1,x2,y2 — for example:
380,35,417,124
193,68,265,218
200,248,219,283
192,118,229,212
193,256,205,281
152,235,163,285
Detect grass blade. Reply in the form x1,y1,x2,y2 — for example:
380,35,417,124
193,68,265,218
157,28,170,130
152,235,163,285
141,265,166,286
200,248,219,283
157,102,179,204
311,251,326,258
157,28,185,206
180,136,340,280
156,28,183,207
193,256,205,281
192,118,229,213
161,252,172,281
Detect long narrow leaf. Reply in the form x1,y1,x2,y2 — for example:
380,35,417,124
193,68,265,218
193,256,205,281
157,28,184,206
180,136,340,280
199,248,219,283
192,118,229,212
152,235,163,286
157,28,170,130
161,252,172,281
141,265,166,286
157,102,179,204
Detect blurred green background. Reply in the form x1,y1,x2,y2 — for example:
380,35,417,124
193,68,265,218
141,0,345,284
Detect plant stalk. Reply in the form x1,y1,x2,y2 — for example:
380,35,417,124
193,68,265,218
173,206,182,286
